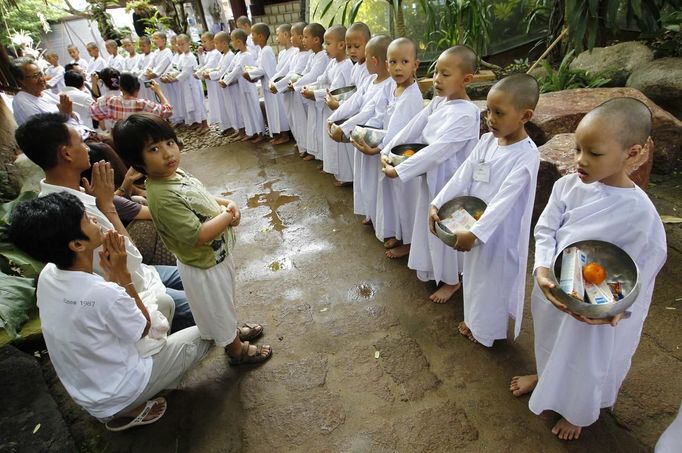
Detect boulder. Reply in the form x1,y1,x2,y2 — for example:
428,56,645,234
0,346,77,451
534,133,655,221
570,42,654,87
522,88,682,174
627,57,682,120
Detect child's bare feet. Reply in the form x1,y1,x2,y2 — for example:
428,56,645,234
362,217,372,226
240,134,256,142
271,134,290,145
250,135,265,144
197,125,210,135
510,374,538,397
221,128,235,136
384,238,400,249
302,154,315,161
552,417,582,440
430,282,460,304
334,180,352,187
386,244,410,259
458,321,478,344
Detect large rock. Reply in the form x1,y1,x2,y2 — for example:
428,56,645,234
627,57,682,120
0,98,20,203
534,133,655,223
524,88,682,174
0,346,77,451
570,41,654,87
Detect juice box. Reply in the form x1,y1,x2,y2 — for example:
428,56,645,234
439,208,477,234
559,247,587,300
585,281,615,305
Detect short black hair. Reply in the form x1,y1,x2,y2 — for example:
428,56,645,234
113,112,178,173
16,113,71,170
8,192,88,269
119,72,140,94
64,62,80,72
64,70,84,88
306,23,326,42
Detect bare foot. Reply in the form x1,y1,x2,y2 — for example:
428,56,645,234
552,417,583,440
429,282,461,304
221,128,235,136
386,244,410,259
271,135,290,145
250,135,265,144
458,321,478,344
302,154,315,161
384,238,400,249
197,126,210,135
334,181,352,187
362,218,372,226
510,374,538,397
240,134,255,142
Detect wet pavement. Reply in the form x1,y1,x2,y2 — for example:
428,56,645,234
61,138,681,452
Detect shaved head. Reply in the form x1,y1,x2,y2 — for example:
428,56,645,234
584,97,653,148
215,31,230,43
201,32,215,40
306,23,326,41
388,37,417,59
365,34,391,61
326,24,347,42
277,23,292,34
231,29,248,43
348,22,371,41
236,16,251,26
252,23,270,40
292,22,307,35
176,34,190,44
491,73,540,111
442,45,477,74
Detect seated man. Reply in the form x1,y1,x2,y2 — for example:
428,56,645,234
15,113,195,332
8,192,212,430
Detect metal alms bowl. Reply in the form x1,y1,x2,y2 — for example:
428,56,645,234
351,125,387,148
289,73,303,84
330,85,356,102
389,143,427,166
332,119,351,143
244,65,263,81
434,196,487,247
550,240,640,319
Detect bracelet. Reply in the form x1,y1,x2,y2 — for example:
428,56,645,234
123,282,135,288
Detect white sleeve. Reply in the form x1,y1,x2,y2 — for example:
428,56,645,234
533,178,566,272
432,156,476,209
381,100,433,156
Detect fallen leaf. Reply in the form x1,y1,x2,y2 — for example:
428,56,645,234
660,215,682,224
374,351,380,359
665,307,676,310
320,307,328,312
33,423,40,434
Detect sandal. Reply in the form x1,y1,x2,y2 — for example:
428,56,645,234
105,397,167,432
228,341,272,365
237,323,263,341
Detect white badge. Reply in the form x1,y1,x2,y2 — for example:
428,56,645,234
473,162,491,183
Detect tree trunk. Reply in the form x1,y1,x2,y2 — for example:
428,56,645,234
0,97,20,203
395,4,406,37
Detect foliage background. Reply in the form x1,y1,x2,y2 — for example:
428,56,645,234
0,0,66,47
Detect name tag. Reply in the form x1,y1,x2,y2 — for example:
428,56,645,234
473,162,491,183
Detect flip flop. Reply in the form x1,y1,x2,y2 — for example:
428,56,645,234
105,397,167,432
237,323,263,341
228,341,272,365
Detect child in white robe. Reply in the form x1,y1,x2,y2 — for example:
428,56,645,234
271,23,311,150
352,38,423,252
85,42,107,81
385,47,480,304
245,23,290,144
44,52,65,94
322,23,372,186
174,34,209,133
330,35,391,224
510,98,666,440
143,33,173,101
195,32,222,127
122,38,142,73
105,40,126,71
221,29,264,141
236,16,260,60
267,23,295,144
209,32,241,136
159,36,184,125
67,45,89,70
301,26,352,173
292,23,329,159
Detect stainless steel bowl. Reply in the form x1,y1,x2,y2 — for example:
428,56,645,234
389,143,427,165
244,65,263,81
351,125,387,148
434,196,487,247
330,85,356,102
289,73,303,84
550,240,640,319
331,119,351,143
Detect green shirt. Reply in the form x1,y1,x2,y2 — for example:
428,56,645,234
145,170,235,269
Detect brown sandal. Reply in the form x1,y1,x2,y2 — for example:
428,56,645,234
228,341,272,365
237,323,263,341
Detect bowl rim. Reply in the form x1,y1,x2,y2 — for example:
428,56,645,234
330,85,357,95
435,195,487,234
391,143,428,156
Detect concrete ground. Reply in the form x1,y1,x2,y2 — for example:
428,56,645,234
55,138,681,452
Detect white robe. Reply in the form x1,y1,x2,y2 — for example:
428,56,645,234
433,133,539,345
107,54,126,71
134,51,156,102
222,50,264,136
273,48,310,149
246,35,260,60
332,76,391,221
292,51,330,154
212,51,242,131
69,57,89,69
45,65,65,94
390,98,480,286
195,49,222,124
656,402,682,452
162,53,183,124
312,58,352,169
85,56,107,79
175,52,207,124
374,81,424,242
528,173,667,426
123,54,142,72
250,45,289,135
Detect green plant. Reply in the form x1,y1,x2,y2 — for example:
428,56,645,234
0,0,66,47
313,0,408,36
418,0,493,57
538,50,611,92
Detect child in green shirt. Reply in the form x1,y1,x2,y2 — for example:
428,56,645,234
113,112,272,364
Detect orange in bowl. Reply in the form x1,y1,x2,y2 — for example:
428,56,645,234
403,149,415,157
583,262,607,285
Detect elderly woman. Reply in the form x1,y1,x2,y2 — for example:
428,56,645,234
90,73,172,124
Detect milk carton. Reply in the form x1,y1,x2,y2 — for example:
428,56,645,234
439,208,477,234
559,247,587,300
585,281,615,305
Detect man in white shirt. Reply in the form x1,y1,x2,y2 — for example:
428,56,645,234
60,70,95,128
8,192,212,430
15,112,196,332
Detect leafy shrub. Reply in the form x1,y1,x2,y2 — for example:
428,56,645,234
538,51,611,93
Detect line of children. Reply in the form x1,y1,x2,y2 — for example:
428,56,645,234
194,32,222,127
